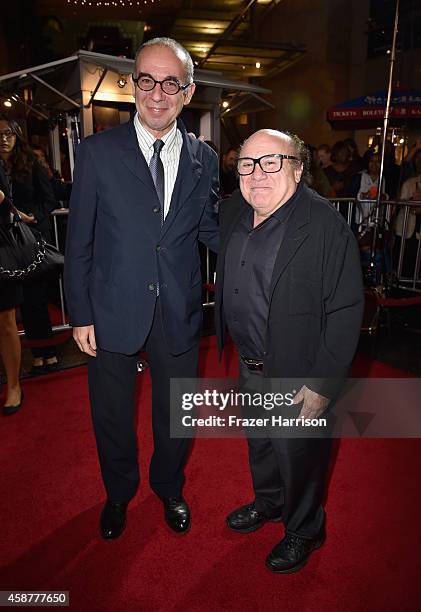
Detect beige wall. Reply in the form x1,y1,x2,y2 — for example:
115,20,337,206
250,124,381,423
254,0,370,146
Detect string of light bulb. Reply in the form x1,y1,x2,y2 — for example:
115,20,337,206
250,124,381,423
66,0,159,7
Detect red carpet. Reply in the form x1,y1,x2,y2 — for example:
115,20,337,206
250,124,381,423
1,337,420,611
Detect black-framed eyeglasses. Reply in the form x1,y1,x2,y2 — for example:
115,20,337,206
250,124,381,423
0,129,15,140
237,154,300,176
132,73,191,95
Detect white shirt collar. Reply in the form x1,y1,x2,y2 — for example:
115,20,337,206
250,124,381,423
134,113,178,154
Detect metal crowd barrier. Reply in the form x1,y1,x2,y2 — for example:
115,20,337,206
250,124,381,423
51,208,69,330
327,198,421,292
389,200,421,292
23,197,421,336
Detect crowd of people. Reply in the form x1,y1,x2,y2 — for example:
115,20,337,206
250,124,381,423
306,139,421,283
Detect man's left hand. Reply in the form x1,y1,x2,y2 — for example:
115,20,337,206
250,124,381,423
292,385,330,419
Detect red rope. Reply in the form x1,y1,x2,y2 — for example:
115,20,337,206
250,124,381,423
375,296,421,307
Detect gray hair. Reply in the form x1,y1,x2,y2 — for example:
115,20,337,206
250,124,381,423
134,37,194,85
283,130,310,176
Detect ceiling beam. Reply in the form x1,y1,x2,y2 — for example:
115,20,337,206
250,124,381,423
197,0,260,68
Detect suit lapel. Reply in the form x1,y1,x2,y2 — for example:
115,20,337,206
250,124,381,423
220,199,248,256
118,120,207,239
120,122,156,194
160,121,202,239
269,186,311,300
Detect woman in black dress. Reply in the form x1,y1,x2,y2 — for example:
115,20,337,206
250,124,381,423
0,150,23,414
0,116,59,380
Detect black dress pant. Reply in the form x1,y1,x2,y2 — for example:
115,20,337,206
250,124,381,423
20,277,56,359
20,227,56,359
240,362,333,539
88,300,199,502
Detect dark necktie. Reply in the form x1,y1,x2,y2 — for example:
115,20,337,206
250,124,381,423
149,139,165,225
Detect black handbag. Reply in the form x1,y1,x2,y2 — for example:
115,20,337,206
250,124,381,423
0,215,64,281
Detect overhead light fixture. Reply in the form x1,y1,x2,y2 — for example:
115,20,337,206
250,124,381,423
3,99,12,107
117,75,127,88
67,0,160,6
255,62,261,69
222,101,229,109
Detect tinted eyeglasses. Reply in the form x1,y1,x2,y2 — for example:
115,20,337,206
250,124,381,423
132,73,191,95
237,154,300,175
0,129,16,140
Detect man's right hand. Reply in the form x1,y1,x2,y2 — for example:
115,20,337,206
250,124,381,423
73,325,97,356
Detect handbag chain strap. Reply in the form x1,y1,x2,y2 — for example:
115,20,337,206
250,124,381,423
0,235,47,278
1,169,48,278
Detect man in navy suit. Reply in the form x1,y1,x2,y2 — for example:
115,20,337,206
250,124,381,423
65,38,219,539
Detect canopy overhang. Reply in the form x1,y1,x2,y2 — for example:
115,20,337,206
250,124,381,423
0,49,271,112
327,88,421,130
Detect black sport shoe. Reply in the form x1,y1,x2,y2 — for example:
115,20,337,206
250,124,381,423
266,531,325,573
226,502,282,534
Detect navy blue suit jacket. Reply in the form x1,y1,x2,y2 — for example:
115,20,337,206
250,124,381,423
64,119,219,355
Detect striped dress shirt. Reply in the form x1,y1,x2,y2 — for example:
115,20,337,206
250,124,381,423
133,113,182,220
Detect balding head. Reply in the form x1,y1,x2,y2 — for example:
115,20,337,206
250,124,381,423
238,129,304,224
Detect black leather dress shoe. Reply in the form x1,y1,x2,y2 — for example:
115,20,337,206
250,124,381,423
226,502,282,534
100,501,128,540
265,532,325,573
3,392,24,416
163,497,191,533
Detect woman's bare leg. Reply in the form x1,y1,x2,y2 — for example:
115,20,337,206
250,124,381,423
0,308,22,406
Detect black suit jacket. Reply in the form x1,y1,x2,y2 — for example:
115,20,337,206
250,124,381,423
215,183,364,398
64,119,219,355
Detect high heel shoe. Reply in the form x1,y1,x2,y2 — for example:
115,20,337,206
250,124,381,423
3,391,24,416
29,364,45,376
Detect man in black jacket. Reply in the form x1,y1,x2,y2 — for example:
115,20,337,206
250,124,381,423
215,129,364,573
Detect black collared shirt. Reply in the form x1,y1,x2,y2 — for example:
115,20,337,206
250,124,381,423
223,191,296,359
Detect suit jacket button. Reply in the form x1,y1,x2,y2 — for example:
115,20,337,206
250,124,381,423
156,245,161,252
148,283,156,291
153,206,160,213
